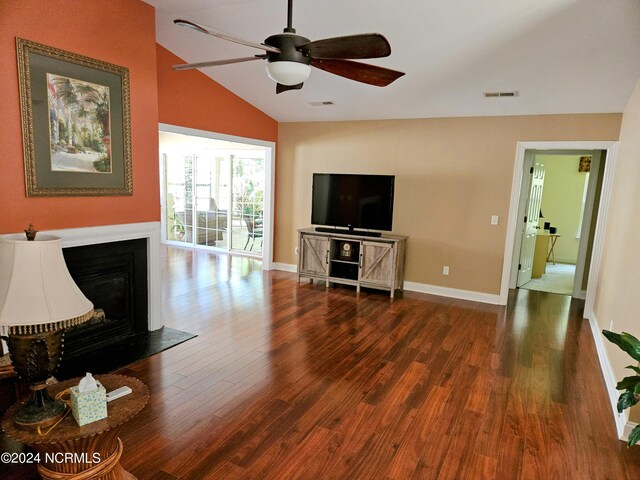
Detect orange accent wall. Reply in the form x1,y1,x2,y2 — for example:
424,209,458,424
156,45,278,142
0,0,159,234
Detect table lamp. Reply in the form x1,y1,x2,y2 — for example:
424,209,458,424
0,227,93,430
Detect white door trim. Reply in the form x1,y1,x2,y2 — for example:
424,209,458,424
158,123,276,270
572,150,603,299
499,141,618,313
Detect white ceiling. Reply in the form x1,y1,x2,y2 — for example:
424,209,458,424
146,0,640,122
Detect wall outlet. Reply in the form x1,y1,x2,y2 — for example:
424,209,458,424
491,215,499,225
443,266,449,275
295,247,299,255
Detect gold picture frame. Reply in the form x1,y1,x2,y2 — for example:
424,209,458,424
579,155,592,173
16,38,132,196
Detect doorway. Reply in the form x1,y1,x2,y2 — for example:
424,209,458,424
513,150,604,297
499,141,618,315
516,152,604,297
159,124,275,268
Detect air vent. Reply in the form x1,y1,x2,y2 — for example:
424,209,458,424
484,91,519,98
309,101,335,106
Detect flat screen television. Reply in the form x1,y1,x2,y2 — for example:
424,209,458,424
311,173,395,234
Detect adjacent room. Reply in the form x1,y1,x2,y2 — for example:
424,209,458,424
159,128,273,257
516,151,604,297
2,1,640,479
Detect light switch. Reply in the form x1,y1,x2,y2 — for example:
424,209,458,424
491,215,499,225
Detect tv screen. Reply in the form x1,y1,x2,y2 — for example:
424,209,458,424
311,173,395,231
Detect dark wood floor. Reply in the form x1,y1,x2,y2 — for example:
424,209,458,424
3,246,640,479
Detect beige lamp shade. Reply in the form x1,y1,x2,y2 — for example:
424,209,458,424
0,234,93,335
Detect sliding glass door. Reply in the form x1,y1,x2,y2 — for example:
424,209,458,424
194,154,230,249
164,153,192,245
161,131,268,257
230,154,265,253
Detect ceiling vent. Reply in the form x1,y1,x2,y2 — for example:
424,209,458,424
484,91,519,98
309,101,335,106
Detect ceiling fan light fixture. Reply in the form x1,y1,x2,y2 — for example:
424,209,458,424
266,61,311,86
173,0,405,92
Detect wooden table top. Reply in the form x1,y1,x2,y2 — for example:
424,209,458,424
1,374,149,445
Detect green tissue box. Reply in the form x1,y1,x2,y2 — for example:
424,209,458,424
70,381,107,426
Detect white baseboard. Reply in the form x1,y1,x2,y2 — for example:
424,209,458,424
588,312,627,439
553,258,576,265
273,262,297,273
272,263,500,305
403,281,501,305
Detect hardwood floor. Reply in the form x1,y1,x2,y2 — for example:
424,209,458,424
3,245,640,479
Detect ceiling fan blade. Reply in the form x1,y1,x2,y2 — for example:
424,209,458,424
300,34,391,59
276,82,304,94
311,59,405,87
173,56,266,71
174,19,280,54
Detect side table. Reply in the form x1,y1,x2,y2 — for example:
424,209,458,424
2,374,148,480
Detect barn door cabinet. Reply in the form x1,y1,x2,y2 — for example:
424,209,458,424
297,228,407,298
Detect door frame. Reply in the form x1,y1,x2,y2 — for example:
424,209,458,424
511,149,603,294
572,150,603,299
499,141,618,318
158,123,276,270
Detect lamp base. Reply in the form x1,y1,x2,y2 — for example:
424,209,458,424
6,328,67,431
14,384,67,431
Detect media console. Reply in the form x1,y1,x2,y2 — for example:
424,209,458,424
314,226,382,237
297,228,407,298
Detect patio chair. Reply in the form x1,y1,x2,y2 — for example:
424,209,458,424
243,216,263,251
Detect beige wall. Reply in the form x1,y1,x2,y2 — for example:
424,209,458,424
594,79,640,422
537,155,589,264
276,114,621,295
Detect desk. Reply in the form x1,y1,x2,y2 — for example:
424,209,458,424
2,374,148,480
546,234,561,264
532,233,562,278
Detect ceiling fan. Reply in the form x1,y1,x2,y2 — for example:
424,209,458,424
172,0,405,94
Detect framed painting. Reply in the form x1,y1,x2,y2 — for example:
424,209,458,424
16,38,132,196
579,155,592,173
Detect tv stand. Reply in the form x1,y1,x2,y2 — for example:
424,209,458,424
297,228,407,298
314,227,382,238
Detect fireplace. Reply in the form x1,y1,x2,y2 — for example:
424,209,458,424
62,238,148,359
42,222,162,331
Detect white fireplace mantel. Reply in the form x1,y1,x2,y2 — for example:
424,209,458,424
41,222,163,331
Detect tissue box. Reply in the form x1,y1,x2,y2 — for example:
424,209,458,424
70,381,107,426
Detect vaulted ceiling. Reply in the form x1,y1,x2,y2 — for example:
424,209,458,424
146,0,640,122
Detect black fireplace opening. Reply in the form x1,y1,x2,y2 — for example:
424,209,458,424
61,238,148,362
